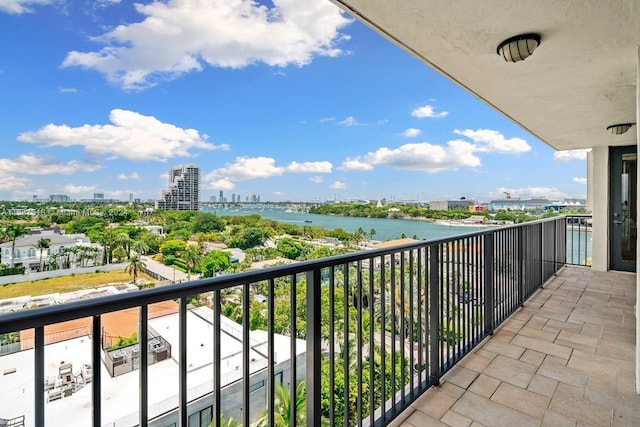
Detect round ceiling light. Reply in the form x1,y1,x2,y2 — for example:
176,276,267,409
606,123,634,135
497,34,541,63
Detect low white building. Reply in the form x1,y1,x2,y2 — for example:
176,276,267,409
0,307,305,427
0,233,99,271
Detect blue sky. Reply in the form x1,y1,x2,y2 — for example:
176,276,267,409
0,0,588,203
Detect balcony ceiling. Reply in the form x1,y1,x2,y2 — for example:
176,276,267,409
331,0,640,151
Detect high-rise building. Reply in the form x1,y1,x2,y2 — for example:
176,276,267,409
155,164,200,211
219,190,223,202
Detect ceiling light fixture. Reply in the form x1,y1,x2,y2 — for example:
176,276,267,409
606,123,635,135
497,34,541,63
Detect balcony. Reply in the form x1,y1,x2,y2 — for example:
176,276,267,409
391,266,638,427
0,215,627,427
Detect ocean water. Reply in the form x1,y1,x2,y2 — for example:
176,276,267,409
202,205,487,242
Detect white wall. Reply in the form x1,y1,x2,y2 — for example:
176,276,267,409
590,146,609,272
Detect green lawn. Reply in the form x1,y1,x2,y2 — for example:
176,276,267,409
0,270,156,299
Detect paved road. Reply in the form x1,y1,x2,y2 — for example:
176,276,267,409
141,255,197,283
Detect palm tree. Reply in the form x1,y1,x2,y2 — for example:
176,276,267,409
4,224,28,268
115,232,131,257
125,253,146,285
208,413,240,427
131,240,150,256
181,245,202,281
257,381,306,427
35,238,51,272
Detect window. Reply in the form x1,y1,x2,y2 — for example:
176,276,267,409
249,379,265,393
28,248,36,257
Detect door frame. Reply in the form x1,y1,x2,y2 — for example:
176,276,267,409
609,145,637,272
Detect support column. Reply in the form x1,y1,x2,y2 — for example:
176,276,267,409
590,146,609,271
635,45,640,395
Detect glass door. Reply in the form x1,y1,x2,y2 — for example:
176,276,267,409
610,145,637,272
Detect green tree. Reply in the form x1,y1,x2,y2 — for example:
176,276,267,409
125,253,146,285
35,237,51,272
160,239,187,257
201,250,231,277
3,224,28,268
181,245,203,281
257,381,306,427
192,212,225,233
230,227,266,249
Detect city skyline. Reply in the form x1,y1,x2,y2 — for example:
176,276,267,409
0,1,587,203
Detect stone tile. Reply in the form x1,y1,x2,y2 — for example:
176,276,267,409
491,329,516,342
524,315,548,330
595,339,635,362
518,326,559,342
579,322,603,338
439,381,466,399
538,360,588,388
519,348,546,367
411,387,458,419
554,382,585,400
544,354,569,366
511,334,573,359
452,391,540,427
483,355,537,388
491,382,551,419
468,374,500,398
458,353,492,373
527,374,558,398
405,410,449,426
440,410,472,427
612,406,640,427
441,366,479,389
481,339,526,360
549,394,613,427
544,319,583,334
541,410,578,427
555,330,599,353
474,348,497,361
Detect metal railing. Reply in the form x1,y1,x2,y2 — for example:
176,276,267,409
0,215,589,427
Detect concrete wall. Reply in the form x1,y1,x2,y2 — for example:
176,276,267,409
0,263,127,286
590,146,609,272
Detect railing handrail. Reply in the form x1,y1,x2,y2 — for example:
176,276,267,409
0,214,581,334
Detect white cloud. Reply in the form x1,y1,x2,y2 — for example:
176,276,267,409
493,186,568,200
0,175,30,190
338,116,360,126
330,181,346,189
62,0,353,90
573,177,587,185
0,154,102,175
18,109,226,162
340,158,375,171
0,0,52,14
309,176,324,184
117,172,140,180
58,87,78,93
204,157,332,189
553,149,590,162
207,178,235,191
454,129,531,154
411,105,448,119
206,157,284,183
286,161,332,173
63,184,97,194
400,128,421,138
341,140,480,173
319,117,335,123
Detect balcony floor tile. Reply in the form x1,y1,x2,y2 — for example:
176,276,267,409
394,266,639,427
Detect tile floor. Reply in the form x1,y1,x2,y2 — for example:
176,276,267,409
390,266,639,427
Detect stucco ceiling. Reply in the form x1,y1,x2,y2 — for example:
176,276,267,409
331,0,639,151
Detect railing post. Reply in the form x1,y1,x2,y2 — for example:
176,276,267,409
517,226,524,306
34,326,44,427
92,316,101,427
428,245,440,385
306,268,321,427
483,233,495,336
